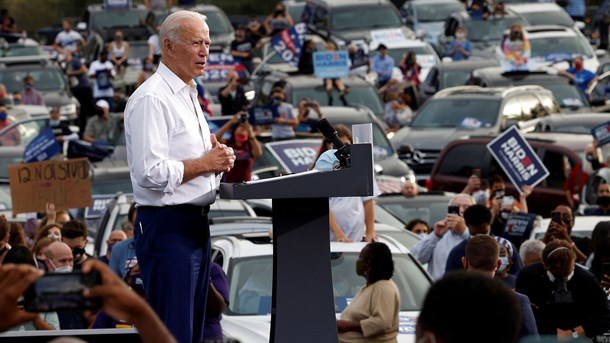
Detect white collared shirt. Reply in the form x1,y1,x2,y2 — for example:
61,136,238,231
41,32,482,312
125,62,219,206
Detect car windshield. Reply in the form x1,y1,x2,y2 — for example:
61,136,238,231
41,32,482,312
128,42,150,60
519,11,574,27
378,197,451,227
227,253,430,315
205,11,233,35
386,46,435,67
414,2,465,22
0,68,65,93
292,86,384,115
464,16,521,42
535,81,588,108
0,119,48,147
1,45,44,57
0,184,12,210
442,69,471,88
411,98,500,128
331,6,402,32
529,36,593,60
92,10,148,31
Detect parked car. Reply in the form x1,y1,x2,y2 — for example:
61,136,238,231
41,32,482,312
391,85,560,181
0,38,46,58
427,132,598,216
419,59,500,103
370,37,440,83
0,56,80,121
468,67,596,113
400,0,465,47
301,0,414,48
375,190,457,228
506,2,583,30
80,3,150,43
253,72,385,119
533,113,610,134
169,4,235,53
531,215,605,241
0,116,78,147
212,231,431,343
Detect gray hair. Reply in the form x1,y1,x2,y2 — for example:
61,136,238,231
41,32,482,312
519,239,545,263
449,193,475,206
159,10,208,54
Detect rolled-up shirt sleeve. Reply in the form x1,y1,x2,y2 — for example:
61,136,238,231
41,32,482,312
127,94,183,195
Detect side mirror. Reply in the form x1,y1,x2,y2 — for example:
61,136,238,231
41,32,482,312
596,49,607,59
575,21,585,30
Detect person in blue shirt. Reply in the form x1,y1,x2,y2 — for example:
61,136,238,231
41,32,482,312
370,44,395,88
565,0,587,23
447,26,472,61
558,56,598,94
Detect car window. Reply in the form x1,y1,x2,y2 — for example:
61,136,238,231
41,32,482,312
379,199,449,228
519,11,574,27
386,46,435,66
204,10,233,35
442,69,471,88
424,67,438,88
227,253,429,315
538,150,571,190
0,68,66,93
91,10,147,31
331,5,402,32
529,36,593,59
292,85,384,115
414,2,465,22
536,81,586,109
463,16,521,42
411,98,500,128
0,119,47,147
438,143,489,177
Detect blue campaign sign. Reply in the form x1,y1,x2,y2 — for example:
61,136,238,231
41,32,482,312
23,128,61,163
271,23,307,65
487,126,549,193
313,51,349,79
265,139,322,174
199,53,246,82
84,195,115,219
591,121,610,147
248,106,279,126
503,212,538,242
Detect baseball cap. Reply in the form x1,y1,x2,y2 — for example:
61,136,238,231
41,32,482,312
95,99,110,110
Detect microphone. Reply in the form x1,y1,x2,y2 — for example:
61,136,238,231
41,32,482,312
318,118,351,168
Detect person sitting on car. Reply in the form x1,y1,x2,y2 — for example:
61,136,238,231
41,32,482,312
49,107,78,144
447,26,472,61
83,99,123,144
558,56,598,95
269,87,298,141
400,180,418,198
586,182,610,216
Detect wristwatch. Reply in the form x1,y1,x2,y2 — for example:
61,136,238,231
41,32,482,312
572,330,579,339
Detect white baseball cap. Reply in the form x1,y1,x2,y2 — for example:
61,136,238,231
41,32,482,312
95,99,110,110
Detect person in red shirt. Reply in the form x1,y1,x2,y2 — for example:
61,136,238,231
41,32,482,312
215,113,263,182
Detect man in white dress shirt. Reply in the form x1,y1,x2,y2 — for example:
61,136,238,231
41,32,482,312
124,10,235,343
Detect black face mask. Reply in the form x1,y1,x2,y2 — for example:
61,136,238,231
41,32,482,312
598,196,610,208
274,9,284,16
72,247,85,262
510,31,520,40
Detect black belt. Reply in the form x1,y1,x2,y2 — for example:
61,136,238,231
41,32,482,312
140,204,210,216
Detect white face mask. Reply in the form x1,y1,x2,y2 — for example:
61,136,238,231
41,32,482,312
496,256,509,273
417,233,428,239
49,260,73,273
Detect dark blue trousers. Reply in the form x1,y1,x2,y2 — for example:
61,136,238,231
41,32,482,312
134,205,211,343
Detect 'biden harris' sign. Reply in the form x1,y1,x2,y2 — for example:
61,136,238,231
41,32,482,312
487,126,549,194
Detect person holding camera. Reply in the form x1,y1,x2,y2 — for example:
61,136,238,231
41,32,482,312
516,239,610,340
545,205,589,264
410,193,474,280
296,98,322,134
218,71,250,116
215,112,262,183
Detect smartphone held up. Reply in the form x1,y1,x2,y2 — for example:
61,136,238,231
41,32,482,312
24,270,102,312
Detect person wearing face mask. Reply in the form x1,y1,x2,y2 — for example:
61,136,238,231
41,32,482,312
264,3,294,37
109,31,130,78
269,87,298,141
336,242,400,343
445,204,523,277
218,71,250,116
136,56,156,88
297,39,316,75
0,105,19,146
88,48,116,110
558,56,598,95
44,241,90,330
246,15,266,44
214,112,262,183
516,239,610,340
32,237,54,272
11,91,22,105
588,183,610,216
501,23,530,71
83,99,123,144
20,75,44,106
462,235,539,342
447,26,471,61
230,26,255,74
97,230,127,265
59,220,90,271
48,107,77,144
405,219,429,239
296,98,322,134
400,51,421,87
62,50,94,133
494,240,516,289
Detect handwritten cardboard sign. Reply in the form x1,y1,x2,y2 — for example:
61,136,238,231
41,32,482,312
8,158,92,214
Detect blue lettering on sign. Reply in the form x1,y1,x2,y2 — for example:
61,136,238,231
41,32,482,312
313,51,349,79
592,121,610,147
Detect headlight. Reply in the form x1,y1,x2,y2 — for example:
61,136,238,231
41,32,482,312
60,103,77,116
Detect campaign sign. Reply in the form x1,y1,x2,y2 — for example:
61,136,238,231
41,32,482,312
105,0,131,9
265,139,321,174
84,195,115,219
503,212,538,243
248,106,278,126
370,28,406,48
313,51,349,79
200,53,246,82
271,23,307,65
591,121,610,147
23,128,61,163
487,126,549,194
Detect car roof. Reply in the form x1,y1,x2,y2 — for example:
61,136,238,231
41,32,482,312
438,59,500,71
272,73,372,88
409,0,463,4
523,25,578,37
87,3,147,11
454,132,593,151
538,113,610,125
505,2,564,13
434,85,548,98
472,67,569,83
313,0,396,7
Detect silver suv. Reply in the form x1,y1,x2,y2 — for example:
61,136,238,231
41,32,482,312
391,85,561,182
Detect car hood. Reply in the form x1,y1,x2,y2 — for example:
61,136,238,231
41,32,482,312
392,126,497,150
222,312,419,343
42,90,74,107
335,27,411,44
470,41,501,59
